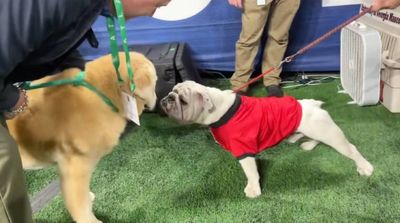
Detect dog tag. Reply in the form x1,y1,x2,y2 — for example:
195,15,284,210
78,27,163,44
257,0,266,5
121,92,140,126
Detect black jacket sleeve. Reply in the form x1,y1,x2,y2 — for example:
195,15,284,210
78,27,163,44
0,0,37,111
0,84,19,111
0,0,93,111
59,50,86,72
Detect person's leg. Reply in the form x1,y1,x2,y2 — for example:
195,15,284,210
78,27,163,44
262,0,300,89
230,1,271,92
0,117,34,223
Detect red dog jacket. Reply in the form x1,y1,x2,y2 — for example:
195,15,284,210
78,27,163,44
210,95,302,159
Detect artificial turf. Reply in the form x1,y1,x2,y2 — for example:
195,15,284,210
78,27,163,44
26,78,400,222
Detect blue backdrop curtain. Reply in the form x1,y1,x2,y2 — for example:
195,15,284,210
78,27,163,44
79,0,360,72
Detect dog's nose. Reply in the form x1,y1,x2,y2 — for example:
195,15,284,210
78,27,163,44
167,94,175,101
160,97,169,107
161,93,176,107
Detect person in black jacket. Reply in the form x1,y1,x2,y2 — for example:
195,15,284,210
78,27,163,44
0,0,170,222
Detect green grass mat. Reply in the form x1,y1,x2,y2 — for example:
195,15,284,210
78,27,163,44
27,79,400,222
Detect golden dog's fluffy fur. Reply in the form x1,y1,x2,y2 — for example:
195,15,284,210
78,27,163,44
6,52,157,223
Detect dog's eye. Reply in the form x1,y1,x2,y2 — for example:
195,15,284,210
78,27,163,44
179,95,187,105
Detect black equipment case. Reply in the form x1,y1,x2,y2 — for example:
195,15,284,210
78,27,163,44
129,42,201,113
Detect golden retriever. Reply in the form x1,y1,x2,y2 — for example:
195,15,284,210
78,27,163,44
6,52,157,223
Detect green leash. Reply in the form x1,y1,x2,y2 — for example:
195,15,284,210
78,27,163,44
21,0,135,113
22,72,119,112
106,0,136,92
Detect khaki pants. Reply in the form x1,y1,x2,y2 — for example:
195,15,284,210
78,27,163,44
230,0,300,90
0,116,33,223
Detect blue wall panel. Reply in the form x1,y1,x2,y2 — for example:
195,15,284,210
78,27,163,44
79,0,360,72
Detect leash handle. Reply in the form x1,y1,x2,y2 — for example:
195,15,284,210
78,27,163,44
233,6,372,93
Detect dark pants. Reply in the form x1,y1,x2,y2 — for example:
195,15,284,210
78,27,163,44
0,116,34,223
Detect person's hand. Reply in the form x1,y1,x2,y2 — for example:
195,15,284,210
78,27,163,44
3,89,28,120
371,0,400,11
228,0,243,8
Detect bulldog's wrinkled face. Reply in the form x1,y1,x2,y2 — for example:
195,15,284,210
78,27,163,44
160,81,215,124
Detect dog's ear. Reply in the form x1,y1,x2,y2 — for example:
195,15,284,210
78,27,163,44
196,91,215,113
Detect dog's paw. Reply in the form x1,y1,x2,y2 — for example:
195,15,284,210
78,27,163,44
300,140,319,151
90,192,96,202
244,183,261,198
287,133,304,143
357,161,374,177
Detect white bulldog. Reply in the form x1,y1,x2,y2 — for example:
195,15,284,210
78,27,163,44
160,81,373,198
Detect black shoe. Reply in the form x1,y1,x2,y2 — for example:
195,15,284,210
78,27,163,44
266,85,283,97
